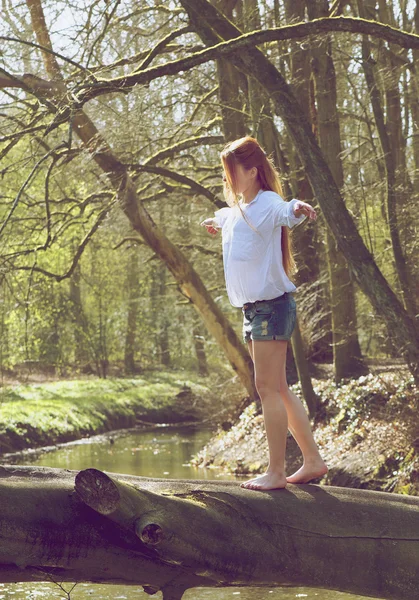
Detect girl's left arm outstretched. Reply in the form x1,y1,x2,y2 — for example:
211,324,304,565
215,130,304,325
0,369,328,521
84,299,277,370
293,200,317,221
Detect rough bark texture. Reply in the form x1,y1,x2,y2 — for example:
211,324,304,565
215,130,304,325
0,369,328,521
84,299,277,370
0,465,418,599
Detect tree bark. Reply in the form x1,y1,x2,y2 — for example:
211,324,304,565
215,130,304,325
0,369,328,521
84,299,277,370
283,0,333,364
178,0,419,385
306,0,367,382
0,465,419,600
213,0,246,142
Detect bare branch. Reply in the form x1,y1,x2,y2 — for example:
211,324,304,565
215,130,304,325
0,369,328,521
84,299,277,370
113,237,221,258
0,143,67,240
68,17,419,104
136,25,192,71
131,164,223,206
0,36,92,76
9,199,117,281
144,135,224,165
84,0,123,69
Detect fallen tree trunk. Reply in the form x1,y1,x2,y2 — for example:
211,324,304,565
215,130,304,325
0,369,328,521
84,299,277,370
0,465,418,599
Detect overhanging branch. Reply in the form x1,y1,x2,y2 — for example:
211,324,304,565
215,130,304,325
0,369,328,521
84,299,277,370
71,16,419,104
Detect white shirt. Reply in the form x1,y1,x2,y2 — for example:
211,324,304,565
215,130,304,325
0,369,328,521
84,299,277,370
213,189,306,308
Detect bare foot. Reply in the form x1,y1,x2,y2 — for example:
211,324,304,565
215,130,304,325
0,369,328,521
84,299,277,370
240,472,287,491
286,460,328,484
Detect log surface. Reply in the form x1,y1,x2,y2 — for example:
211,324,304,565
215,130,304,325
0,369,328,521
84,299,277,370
0,465,418,599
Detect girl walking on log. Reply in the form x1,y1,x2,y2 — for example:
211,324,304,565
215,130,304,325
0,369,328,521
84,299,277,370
201,136,327,491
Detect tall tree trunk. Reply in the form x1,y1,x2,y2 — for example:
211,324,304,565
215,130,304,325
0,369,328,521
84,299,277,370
214,0,246,141
157,198,171,368
24,0,257,400
306,0,367,382
410,1,419,195
291,318,320,418
178,0,419,385
372,0,418,319
158,264,171,367
69,260,89,366
0,279,10,381
283,0,333,365
124,247,141,374
192,318,209,376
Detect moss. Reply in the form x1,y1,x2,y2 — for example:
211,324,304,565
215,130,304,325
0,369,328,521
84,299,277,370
395,483,418,496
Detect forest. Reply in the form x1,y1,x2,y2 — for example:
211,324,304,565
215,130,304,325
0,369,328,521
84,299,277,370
0,1,419,598
1,0,418,391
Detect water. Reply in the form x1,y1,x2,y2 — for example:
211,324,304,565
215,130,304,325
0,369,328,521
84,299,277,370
1,426,373,600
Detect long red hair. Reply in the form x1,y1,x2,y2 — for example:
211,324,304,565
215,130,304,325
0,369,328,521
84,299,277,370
220,136,296,277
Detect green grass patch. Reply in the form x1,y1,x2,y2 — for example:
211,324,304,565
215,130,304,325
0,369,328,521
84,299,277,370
0,371,213,453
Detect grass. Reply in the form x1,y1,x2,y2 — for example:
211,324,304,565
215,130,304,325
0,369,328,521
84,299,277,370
0,371,214,454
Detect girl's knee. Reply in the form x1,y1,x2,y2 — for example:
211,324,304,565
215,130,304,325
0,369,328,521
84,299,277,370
255,378,282,398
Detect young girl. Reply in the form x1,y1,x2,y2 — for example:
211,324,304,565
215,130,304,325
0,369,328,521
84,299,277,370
200,136,327,491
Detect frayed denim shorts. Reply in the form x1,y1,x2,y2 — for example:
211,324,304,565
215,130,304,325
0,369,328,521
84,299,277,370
242,292,297,344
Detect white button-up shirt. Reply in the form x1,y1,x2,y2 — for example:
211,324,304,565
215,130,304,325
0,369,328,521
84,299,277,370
213,190,306,307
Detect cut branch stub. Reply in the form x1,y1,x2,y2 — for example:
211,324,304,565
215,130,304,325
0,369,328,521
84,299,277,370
143,585,161,596
75,468,169,533
75,469,172,547
75,468,120,514
136,519,164,546
75,469,285,582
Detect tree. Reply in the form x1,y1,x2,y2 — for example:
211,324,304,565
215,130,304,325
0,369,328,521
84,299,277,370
177,0,419,384
1,2,419,385
4,0,258,398
0,465,418,599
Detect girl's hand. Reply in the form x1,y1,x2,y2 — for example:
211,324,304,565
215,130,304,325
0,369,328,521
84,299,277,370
200,218,220,236
293,200,317,221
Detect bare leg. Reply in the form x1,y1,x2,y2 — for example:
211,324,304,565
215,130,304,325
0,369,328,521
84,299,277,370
240,339,288,491
245,340,327,485
277,357,327,483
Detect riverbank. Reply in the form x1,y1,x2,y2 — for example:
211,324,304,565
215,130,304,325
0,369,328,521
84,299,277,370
0,370,234,456
2,366,418,497
192,371,419,495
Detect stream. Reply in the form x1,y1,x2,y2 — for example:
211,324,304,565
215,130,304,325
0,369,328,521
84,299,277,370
1,426,375,600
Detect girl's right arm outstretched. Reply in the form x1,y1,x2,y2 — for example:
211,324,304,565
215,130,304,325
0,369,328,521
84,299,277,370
200,206,231,235
200,218,220,236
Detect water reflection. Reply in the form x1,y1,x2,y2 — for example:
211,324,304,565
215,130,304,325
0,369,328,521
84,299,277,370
2,426,374,600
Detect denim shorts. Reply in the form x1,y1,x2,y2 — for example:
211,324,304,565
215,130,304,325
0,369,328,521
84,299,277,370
242,293,297,343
